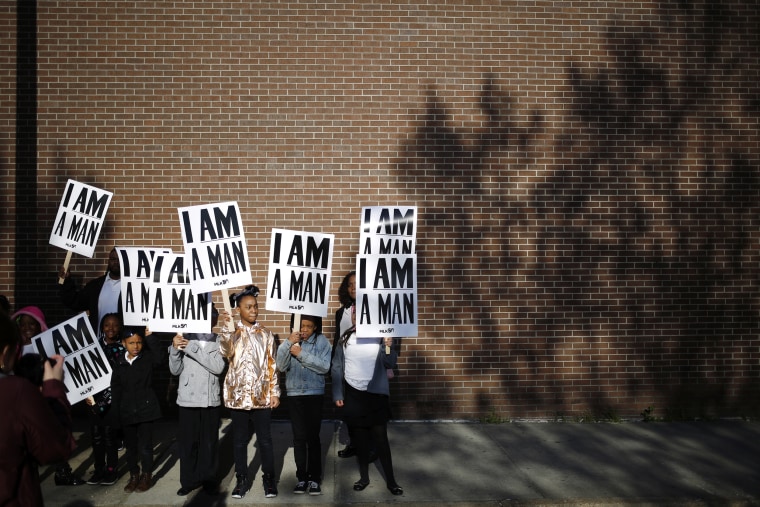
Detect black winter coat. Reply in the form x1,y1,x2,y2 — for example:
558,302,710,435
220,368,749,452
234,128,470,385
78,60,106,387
110,334,165,426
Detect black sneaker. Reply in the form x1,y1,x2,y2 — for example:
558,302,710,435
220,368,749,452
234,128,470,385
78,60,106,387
293,481,307,494
308,481,322,496
100,469,118,486
231,474,248,499
86,471,105,485
263,474,277,498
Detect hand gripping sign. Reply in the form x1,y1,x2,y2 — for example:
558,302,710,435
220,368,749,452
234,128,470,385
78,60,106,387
33,313,113,405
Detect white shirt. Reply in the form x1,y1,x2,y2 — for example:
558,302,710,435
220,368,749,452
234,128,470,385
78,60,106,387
339,305,354,339
344,333,381,391
98,274,121,328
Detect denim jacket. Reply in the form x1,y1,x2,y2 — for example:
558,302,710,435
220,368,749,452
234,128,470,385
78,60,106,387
275,333,331,396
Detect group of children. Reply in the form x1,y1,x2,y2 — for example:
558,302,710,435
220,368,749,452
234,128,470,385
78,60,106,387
13,270,401,501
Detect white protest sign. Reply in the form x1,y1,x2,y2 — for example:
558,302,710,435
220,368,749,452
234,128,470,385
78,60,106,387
117,247,172,326
49,179,113,258
32,312,112,405
356,254,418,338
360,206,416,255
178,201,252,293
148,251,213,334
266,229,334,317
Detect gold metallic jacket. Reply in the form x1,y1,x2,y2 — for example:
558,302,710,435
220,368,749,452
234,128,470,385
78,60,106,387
219,320,280,410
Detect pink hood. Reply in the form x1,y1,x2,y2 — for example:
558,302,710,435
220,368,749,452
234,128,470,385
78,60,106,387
11,306,49,332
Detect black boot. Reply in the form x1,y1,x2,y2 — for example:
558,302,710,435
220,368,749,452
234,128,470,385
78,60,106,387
54,464,85,486
338,444,356,458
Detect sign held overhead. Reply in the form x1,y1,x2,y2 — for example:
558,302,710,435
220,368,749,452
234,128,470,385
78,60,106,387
178,201,252,293
50,179,113,258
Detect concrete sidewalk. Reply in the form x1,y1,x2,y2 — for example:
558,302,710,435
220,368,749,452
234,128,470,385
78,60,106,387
40,418,760,506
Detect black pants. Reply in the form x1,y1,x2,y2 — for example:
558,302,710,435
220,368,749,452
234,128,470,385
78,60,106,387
288,395,323,482
342,384,395,486
177,406,220,488
123,421,154,475
90,418,118,473
352,423,396,486
230,408,274,477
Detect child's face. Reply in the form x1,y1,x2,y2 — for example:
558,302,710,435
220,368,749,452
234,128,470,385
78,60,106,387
347,275,356,301
237,295,259,325
122,334,143,359
102,316,121,344
17,315,41,346
299,318,317,338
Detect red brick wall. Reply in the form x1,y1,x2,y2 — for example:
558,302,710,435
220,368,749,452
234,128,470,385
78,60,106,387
4,0,760,420
1,1,17,299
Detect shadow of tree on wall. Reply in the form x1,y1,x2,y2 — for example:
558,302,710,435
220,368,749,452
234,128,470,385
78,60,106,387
393,5,760,419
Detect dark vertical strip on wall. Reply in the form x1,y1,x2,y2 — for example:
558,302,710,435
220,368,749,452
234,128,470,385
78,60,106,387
15,0,37,305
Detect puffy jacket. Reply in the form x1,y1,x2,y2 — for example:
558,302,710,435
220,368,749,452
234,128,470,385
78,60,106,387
219,321,280,410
